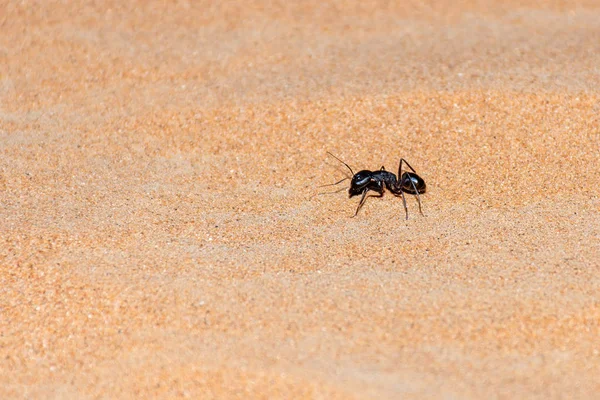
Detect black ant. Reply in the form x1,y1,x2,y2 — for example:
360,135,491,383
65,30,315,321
321,152,427,219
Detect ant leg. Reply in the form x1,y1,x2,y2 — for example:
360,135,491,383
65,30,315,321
408,178,424,216
353,189,385,217
398,158,418,177
400,191,409,220
353,189,370,217
398,158,404,178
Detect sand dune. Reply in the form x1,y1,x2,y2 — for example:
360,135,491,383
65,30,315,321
1,1,599,398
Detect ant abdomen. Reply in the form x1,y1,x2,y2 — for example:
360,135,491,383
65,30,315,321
400,172,426,195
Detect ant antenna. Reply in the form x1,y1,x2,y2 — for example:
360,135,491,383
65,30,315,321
309,178,349,200
310,154,353,200
315,186,348,196
318,177,349,188
326,152,354,176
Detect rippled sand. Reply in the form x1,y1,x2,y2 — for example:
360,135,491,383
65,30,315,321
1,1,599,398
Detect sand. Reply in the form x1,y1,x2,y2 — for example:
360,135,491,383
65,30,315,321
1,1,600,398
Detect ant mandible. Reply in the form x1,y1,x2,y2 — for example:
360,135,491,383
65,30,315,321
322,152,427,220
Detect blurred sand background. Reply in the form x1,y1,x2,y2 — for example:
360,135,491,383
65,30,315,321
1,0,600,398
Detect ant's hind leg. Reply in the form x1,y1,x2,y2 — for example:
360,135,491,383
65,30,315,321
415,193,424,216
400,191,409,220
398,158,418,177
409,179,425,216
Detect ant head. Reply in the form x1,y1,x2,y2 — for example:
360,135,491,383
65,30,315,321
349,170,372,197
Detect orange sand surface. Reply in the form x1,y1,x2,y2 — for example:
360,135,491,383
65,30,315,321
1,1,600,398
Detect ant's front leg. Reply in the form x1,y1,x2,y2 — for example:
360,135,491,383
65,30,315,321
353,189,371,217
353,188,384,217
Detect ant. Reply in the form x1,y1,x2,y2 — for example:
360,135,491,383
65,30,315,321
321,152,426,219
